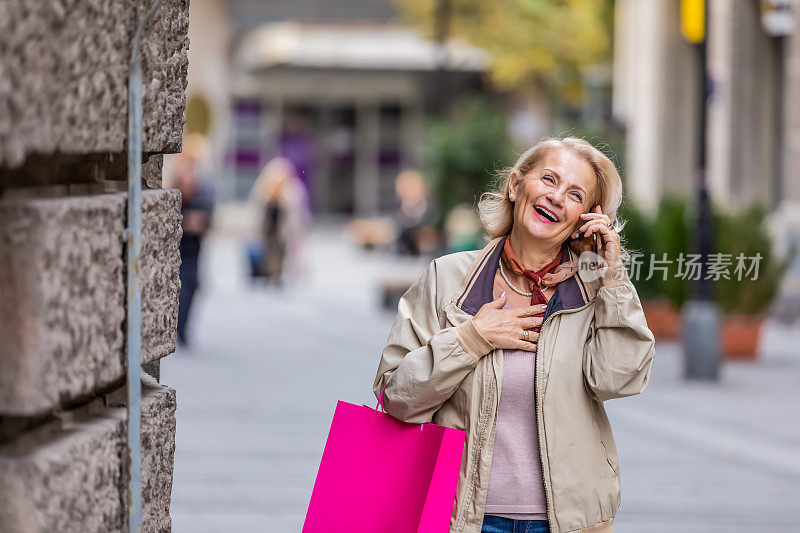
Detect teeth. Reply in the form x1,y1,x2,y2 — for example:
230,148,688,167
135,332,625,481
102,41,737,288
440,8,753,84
535,206,557,222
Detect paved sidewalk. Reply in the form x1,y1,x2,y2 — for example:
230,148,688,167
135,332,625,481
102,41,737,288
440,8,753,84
161,224,800,532
607,324,800,531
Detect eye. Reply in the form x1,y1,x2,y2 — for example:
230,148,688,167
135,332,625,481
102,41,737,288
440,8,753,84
542,174,555,183
571,192,583,202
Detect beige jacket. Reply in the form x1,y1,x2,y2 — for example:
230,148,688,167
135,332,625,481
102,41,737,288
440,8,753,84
373,235,656,533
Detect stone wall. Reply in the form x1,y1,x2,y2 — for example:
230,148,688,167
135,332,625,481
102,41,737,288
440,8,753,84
0,1,189,531
0,190,181,416
0,376,176,533
0,0,189,168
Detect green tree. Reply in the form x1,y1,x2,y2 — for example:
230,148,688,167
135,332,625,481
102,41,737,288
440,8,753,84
423,96,512,225
394,0,614,99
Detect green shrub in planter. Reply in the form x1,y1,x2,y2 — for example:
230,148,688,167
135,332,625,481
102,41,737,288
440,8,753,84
617,198,659,300
620,196,793,318
651,196,692,311
616,196,692,308
713,204,794,316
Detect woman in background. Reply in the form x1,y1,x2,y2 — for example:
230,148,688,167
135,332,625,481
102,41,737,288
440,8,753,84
250,157,312,287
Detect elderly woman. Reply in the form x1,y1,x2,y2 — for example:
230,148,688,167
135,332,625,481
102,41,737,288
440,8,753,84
373,137,656,533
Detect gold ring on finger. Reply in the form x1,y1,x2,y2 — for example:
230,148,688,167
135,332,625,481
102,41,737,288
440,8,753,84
523,329,529,341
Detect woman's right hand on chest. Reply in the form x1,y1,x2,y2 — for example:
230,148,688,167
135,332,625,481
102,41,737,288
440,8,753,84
471,292,546,352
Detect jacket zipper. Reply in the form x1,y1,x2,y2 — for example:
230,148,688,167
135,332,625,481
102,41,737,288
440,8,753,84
455,353,496,532
535,300,594,531
456,297,594,531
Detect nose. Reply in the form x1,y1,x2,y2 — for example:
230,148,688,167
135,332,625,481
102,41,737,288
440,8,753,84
545,187,565,208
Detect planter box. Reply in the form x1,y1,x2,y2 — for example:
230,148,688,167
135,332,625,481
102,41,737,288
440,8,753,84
642,299,682,340
722,314,765,360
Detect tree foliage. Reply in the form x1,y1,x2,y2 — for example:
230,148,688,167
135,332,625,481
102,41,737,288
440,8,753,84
394,0,613,94
422,96,512,224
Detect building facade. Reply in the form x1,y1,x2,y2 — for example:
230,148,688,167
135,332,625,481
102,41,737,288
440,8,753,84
613,0,800,316
613,0,799,214
185,0,488,216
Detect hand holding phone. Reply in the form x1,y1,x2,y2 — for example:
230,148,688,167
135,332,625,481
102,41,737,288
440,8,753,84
577,205,622,273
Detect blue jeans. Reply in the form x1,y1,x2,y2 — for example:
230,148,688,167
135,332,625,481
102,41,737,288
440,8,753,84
481,514,550,533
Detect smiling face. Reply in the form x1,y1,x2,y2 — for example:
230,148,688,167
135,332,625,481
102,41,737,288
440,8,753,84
509,148,597,249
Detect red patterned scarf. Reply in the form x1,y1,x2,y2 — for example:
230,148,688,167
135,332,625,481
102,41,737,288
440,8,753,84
501,239,582,332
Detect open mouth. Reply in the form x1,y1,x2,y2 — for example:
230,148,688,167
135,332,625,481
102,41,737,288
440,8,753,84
533,205,559,223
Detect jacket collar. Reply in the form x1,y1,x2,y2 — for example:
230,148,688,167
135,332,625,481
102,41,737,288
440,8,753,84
454,234,594,316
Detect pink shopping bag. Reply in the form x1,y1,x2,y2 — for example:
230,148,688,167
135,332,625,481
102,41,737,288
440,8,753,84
303,388,466,533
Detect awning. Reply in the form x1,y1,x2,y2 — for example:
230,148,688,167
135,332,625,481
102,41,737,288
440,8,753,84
236,22,490,73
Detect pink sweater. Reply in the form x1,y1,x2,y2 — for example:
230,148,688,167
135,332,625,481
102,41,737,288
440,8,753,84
483,279,551,520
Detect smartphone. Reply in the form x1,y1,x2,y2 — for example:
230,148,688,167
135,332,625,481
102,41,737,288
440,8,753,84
590,205,600,256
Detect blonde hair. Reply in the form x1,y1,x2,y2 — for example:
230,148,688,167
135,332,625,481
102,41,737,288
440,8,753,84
478,136,627,258
251,157,298,204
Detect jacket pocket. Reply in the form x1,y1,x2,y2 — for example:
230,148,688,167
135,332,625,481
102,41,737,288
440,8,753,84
598,438,617,480
591,416,618,481
596,434,621,510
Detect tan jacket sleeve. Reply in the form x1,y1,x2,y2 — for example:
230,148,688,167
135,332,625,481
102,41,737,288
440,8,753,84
583,268,656,402
372,259,494,424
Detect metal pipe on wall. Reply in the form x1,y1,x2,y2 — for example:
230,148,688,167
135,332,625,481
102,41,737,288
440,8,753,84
127,2,162,531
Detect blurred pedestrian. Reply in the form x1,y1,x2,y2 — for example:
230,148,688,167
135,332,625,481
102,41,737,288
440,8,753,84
170,140,214,347
373,137,655,533
250,157,312,286
394,169,438,255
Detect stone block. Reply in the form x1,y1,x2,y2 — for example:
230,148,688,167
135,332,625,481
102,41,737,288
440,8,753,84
0,0,190,168
0,376,177,533
0,189,182,416
141,189,182,362
144,155,164,189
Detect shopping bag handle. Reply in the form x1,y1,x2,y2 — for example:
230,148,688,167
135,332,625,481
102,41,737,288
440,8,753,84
373,384,387,416
372,384,424,431
361,385,387,418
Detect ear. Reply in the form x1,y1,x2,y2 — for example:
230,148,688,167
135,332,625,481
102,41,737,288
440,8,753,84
508,170,520,197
